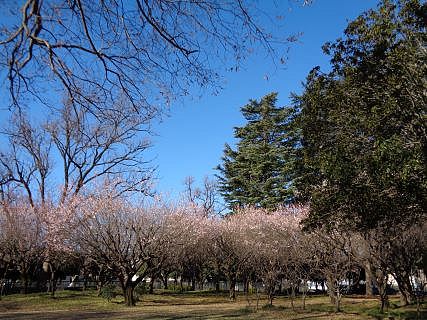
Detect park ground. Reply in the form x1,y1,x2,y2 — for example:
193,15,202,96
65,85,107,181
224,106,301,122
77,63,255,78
0,290,425,320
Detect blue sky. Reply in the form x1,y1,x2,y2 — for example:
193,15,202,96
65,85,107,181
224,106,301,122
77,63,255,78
0,0,380,201
148,0,379,198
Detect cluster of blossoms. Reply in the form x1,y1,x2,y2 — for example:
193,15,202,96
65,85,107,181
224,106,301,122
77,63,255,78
0,190,424,309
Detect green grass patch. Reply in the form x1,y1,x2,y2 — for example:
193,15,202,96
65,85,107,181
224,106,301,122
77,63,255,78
0,290,121,311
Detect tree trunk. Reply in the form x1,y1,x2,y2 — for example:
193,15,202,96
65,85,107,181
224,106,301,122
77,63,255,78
335,286,341,312
243,275,249,294
191,275,196,291
245,280,253,307
290,286,295,311
399,289,413,306
213,262,221,293
302,293,306,310
162,275,168,289
326,276,336,305
395,272,414,306
199,279,204,290
379,285,389,314
96,268,106,296
376,271,389,313
50,272,57,297
255,284,260,311
266,279,275,307
51,281,57,297
365,261,373,296
268,291,274,306
48,266,57,297
96,276,107,296
149,276,155,294
0,280,5,299
83,278,87,291
214,273,220,292
173,274,178,289
0,260,10,299
21,272,29,294
43,261,57,297
301,280,307,310
229,275,236,301
24,277,29,294
123,285,135,306
97,282,103,296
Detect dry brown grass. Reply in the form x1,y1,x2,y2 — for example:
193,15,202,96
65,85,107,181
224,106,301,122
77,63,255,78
0,290,424,319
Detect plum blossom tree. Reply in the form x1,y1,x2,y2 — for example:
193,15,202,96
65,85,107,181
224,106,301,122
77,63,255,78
208,212,252,301
142,201,209,293
0,193,79,296
0,98,154,297
0,197,43,294
238,205,308,306
167,205,213,291
206,205,308,304
311,228,358,312
74,187,181,306
287,231,315,310
39,198,80,296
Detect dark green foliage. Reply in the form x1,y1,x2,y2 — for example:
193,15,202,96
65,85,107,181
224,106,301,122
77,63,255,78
133,283,148,301
217,93,299,210
296,0,426,230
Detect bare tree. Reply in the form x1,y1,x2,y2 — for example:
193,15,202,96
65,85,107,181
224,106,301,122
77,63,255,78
46,97,154,201
0,0,301,113
0,97,153,205
0,115,51,207
352,221,427,312
198,177,222,216
183,176,199,205
183,176,222,217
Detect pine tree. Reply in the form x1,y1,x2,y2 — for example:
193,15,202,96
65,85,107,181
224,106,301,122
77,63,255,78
217,93,299,210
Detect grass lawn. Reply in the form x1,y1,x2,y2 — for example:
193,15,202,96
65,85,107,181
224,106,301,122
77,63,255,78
0,290,425,319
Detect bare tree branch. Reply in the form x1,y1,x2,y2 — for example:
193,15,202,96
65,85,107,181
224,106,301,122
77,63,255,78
1,0,297,114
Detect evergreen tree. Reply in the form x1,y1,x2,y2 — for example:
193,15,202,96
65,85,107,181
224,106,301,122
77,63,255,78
296,0,427,230
217,93,299,210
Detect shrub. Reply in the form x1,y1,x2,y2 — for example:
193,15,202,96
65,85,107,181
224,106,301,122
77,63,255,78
99,284,118,302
